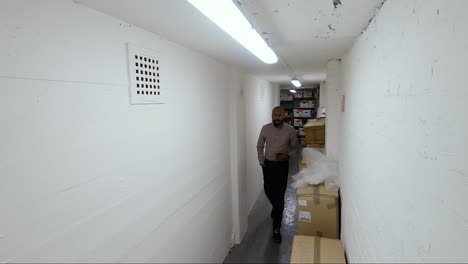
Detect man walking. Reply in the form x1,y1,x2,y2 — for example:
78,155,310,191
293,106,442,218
257,106,299,243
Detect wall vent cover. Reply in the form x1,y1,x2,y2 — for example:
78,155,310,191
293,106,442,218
127,44,163,104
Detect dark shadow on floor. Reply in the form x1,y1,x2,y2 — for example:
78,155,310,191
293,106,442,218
223,151,302,263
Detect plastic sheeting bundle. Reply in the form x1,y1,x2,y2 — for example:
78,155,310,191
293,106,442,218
291,148,340,191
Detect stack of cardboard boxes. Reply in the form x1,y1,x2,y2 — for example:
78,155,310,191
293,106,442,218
291,236,346,264
296,184,339,239
303,118,326,148
291,151,345,263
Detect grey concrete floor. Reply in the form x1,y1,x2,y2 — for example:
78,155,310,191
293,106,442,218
223,152,301,263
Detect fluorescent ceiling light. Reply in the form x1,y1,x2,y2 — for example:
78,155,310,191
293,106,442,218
291,78,302,88
186,0,278,64
289,89,297,93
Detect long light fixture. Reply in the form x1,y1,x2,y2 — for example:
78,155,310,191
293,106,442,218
289,89,297,93
291,77,302,88
186,0,278,64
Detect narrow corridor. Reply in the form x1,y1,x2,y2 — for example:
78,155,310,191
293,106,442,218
223,152,301,263
3,1,468,262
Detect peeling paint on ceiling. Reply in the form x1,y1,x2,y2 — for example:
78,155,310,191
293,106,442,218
333,0,342,9
77,0,387,83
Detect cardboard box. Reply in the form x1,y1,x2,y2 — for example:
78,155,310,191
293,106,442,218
304,118,325,148
300,101,309,108
294,119,304,127
303,91,313,98
302,110,311,118
294,91,303,98
309,101,315,108
284,94,293,101
291,236,346,264
294,109,303,117
296,184,339,239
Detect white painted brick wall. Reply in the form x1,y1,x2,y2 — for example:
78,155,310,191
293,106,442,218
325,60,343,163
243,77,277,215
319,81,327,117
0,1,264,262
337,0,468,262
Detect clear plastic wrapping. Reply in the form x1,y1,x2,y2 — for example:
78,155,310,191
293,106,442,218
291,148,340,191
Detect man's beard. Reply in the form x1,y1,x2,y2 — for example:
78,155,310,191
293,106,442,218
273,119,283,127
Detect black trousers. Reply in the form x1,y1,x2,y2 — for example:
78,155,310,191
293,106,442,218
262,159,289,229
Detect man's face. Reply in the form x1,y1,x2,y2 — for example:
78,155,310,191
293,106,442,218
272,109,285,127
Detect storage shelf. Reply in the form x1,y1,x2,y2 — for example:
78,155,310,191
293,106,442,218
280,86,321,132
283,107,316,109
281,98,316,101
283,99,316,101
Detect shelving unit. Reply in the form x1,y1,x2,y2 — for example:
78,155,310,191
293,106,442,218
280,86,320,145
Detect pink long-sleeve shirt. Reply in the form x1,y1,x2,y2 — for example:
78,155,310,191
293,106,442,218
256,123,299,165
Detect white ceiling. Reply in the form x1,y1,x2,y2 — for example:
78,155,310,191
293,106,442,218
76,0,385,84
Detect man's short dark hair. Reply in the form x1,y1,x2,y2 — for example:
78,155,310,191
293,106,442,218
272,106,285,114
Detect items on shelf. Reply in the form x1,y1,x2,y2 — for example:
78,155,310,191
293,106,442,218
294,91,303,98
298,128,305,136
280,92,294,101
294,109,312,118
294,118,304,127
300,101,309,108
303,90,313,98
280,87,320,137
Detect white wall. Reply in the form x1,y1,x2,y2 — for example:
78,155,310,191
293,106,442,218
271,83,281,107
335,0,468,262
242,77,277,218
318,81,327,118
228,72,277,244
0,1,249,262
227,66,247,244
325,60,343,162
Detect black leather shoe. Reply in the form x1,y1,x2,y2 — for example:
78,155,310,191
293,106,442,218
273,228,282,243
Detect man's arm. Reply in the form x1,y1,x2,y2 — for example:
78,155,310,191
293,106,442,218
288,129,299,158
256,126,266,166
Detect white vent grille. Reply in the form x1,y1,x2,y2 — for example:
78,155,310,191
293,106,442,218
127,44,163,104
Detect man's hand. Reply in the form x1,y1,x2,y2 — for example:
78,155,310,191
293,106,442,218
276,153,290,161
